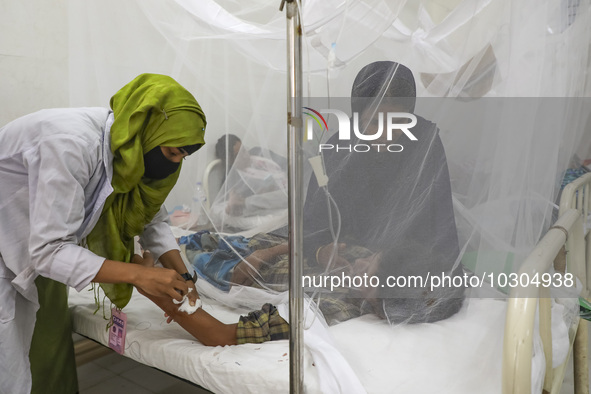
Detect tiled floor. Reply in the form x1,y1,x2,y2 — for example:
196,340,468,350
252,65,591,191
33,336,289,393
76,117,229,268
77,352,211,394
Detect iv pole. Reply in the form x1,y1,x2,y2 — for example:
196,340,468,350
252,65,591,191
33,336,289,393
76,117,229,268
280,0,304,392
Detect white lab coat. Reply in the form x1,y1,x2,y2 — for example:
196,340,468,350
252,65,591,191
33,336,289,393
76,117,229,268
0,108,179,394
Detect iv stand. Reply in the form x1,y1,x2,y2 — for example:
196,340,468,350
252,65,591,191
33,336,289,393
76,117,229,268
280,0,304,392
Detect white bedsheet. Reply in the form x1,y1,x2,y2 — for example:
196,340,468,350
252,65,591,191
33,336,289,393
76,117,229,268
68,287,554,394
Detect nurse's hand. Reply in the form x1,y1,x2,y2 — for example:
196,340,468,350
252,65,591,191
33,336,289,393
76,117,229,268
156,249,201,307
132,250,194,303
94,259,189,303
134,267,189,303
139,250,199,308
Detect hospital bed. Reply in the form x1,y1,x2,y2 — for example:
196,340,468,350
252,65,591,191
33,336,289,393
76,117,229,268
68,173,591,394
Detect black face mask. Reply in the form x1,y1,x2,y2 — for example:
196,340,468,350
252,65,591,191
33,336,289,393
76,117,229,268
143,146,180,180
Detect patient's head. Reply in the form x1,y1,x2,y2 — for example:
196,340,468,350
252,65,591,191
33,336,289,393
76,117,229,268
215,134,245,171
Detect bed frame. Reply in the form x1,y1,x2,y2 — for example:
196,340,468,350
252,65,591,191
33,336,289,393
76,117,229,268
503,173,591,394
202,158,222,211
203,158,591,393
72,170,591,393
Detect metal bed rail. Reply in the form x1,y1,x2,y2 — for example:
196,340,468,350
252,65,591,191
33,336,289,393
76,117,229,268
504,171,591,394
559,172,591,394
503,208,585,394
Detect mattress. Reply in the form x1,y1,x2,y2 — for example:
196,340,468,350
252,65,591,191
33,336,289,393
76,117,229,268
68,285,563,393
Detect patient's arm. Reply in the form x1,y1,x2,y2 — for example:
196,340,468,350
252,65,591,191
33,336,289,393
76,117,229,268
137,288,238,346
132,251,236,346
230,243,289,285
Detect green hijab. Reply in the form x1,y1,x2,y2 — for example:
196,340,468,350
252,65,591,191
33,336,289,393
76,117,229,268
86,74,206,309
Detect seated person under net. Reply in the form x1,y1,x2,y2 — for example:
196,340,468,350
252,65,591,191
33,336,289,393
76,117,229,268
140,61,465,346
209,134,287,231
301,61,465,323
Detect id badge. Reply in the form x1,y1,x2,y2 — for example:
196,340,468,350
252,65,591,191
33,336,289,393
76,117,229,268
108,308,127,354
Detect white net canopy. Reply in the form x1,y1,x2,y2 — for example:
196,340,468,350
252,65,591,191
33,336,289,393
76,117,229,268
3,0,591,392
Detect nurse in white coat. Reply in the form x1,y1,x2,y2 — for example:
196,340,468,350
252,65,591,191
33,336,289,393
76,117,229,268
0,74,206,394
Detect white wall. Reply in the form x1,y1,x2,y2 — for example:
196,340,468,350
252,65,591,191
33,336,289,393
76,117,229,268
0,1,69,126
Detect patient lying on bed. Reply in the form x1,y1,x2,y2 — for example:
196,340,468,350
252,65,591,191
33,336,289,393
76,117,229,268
139,61,465,346
139,223,464,347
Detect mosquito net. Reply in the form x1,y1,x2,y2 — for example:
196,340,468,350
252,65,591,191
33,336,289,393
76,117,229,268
3,0,591,392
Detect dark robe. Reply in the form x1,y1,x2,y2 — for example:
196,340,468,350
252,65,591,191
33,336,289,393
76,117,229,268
303,115,464,323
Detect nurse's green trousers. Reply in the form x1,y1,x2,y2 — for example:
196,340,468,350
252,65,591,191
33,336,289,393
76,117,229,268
29,276,78,394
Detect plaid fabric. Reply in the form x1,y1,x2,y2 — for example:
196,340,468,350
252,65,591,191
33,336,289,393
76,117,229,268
236,303,290,344
248,232,286,250
339,243,374,262
247,233,293,291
